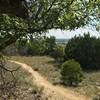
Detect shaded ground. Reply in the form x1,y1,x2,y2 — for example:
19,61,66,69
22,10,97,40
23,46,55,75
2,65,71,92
0,61,44,100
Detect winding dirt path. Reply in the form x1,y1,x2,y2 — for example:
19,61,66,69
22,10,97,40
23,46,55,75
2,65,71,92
10,60,90,100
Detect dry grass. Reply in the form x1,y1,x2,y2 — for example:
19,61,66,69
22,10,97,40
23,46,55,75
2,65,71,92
10,56,100,98
10,56,61,83
0,61,44,100
73,71,100,98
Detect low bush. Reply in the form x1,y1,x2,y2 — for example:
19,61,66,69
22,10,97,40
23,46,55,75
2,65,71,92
61,59,84,86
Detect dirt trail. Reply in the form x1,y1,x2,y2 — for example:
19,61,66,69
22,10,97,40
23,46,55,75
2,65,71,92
10,60,90,100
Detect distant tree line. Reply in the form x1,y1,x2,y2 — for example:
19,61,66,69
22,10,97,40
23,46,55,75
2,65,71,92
13,36,64,62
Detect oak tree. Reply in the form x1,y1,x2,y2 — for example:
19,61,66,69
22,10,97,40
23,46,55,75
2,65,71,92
0,0,100,51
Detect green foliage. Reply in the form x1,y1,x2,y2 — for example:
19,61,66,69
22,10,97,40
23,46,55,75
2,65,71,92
27,39,43,55
27,0,100,30
0,14,28,51
0,0,99,51
44,36,56,55
16,36,57,56
51,44,65,62
61,59,84,86
65,33,100,70
16,36,44,56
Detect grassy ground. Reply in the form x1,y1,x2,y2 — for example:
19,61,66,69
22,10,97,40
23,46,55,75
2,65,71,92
10,56,100,98
73,71,100,98
0,61,44,100
10,56,61,83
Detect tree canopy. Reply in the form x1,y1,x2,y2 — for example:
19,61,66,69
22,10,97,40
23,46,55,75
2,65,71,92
0,0,100,51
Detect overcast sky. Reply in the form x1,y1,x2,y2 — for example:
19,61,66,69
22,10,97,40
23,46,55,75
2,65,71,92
47,27,100,39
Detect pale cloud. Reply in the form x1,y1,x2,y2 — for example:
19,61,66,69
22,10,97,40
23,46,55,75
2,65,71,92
47,27,100,39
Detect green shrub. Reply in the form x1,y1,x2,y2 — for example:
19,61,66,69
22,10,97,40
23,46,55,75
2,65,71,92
65,33,100,70
16,36,57,56
27,42,41,55
51,45,65,62
44,36,56,55
61,59,84,86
